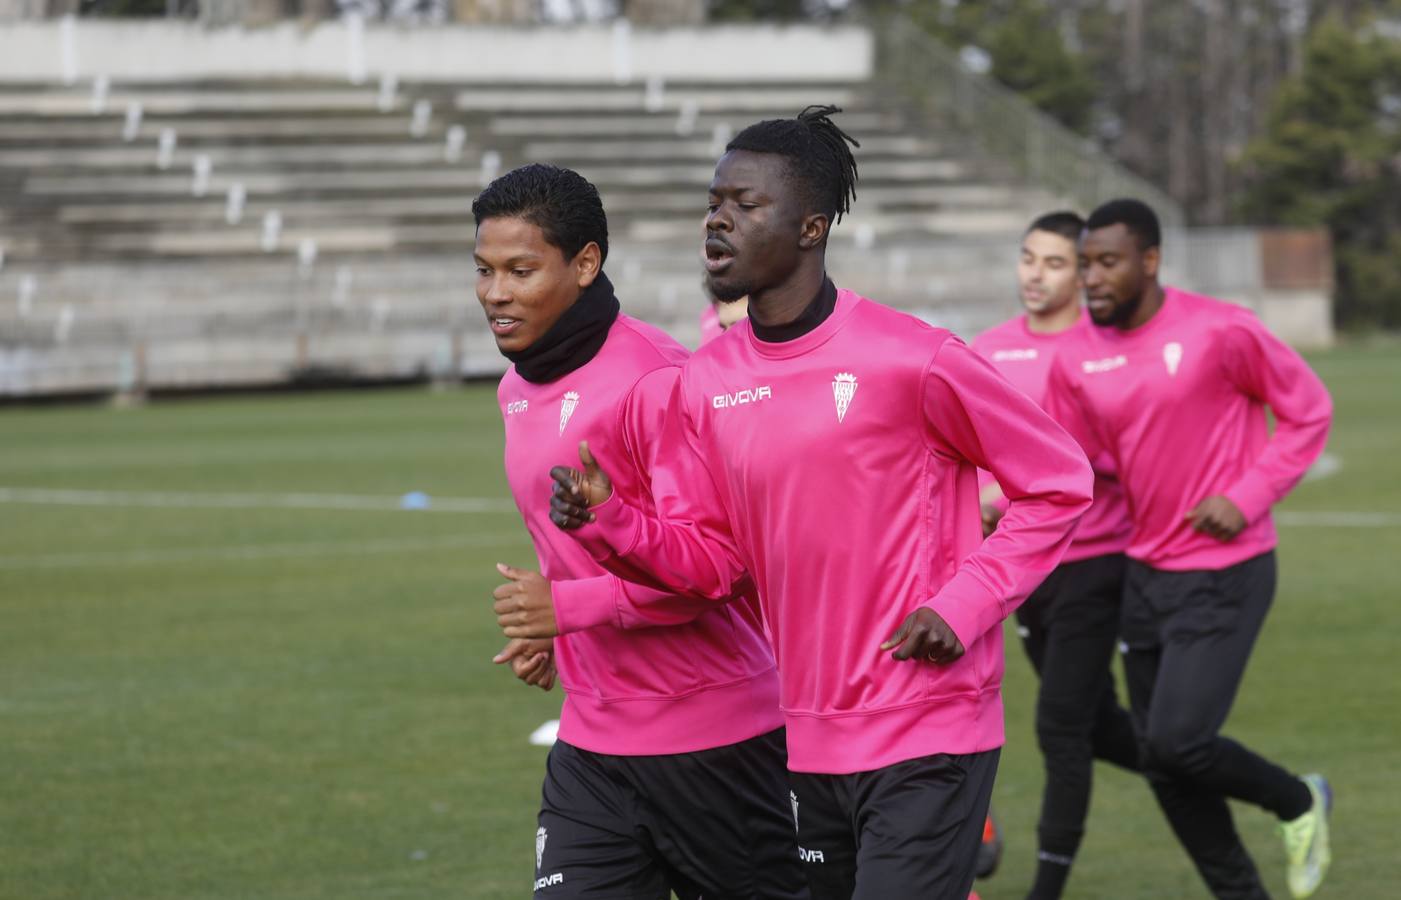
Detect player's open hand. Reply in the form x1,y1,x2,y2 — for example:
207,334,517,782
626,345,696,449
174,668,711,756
1185,495,1246,542
494,563,559,639
880,607,966,664
492,637,557,691
549,441,613,531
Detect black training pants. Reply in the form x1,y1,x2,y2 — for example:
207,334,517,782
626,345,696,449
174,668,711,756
1016,552,1140,861
1122,551,1309,900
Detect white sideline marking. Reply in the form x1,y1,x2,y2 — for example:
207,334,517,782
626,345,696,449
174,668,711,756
0,533,520,570
0,486,515,514
1276,511,1401,528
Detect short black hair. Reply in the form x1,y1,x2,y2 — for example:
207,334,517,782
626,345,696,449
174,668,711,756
1025,210,1085,244
470,163,609,263
725,104,860,224
1086,198,1160,250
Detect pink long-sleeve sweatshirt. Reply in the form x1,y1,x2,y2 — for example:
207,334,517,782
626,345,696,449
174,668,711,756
971,314,1132,562
497,313,781,756
1044,286,1332,570
565,290,1093,773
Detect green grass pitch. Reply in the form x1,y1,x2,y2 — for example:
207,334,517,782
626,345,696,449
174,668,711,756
1,344,1397,899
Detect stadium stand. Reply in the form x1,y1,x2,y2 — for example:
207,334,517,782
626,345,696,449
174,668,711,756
0,20,1332,397
0,75,1070,394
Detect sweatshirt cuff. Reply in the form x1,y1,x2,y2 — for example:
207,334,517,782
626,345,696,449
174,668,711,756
551,575,620,635
1223,472,1276,526
925,568,1005,650
572,492,641,562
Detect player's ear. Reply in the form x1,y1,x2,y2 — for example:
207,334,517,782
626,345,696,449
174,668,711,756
798,213,830,251
1143,245,1161,279
574,242,602,290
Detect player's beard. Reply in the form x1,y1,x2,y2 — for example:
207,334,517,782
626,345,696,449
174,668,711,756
1105,288,1146,327
707,271,753,303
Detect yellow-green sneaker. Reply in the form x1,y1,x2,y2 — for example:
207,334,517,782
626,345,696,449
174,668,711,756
1279,773,1332,899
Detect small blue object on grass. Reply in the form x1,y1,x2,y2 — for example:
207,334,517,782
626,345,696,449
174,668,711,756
400,491,431,510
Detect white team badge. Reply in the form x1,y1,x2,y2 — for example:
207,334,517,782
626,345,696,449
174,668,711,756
536,826,547,871
790,790,800,833
832,372,858,423
1163,342,1184,376
558,391,580,436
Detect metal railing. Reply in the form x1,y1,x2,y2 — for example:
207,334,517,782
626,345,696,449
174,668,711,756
876,18,1185,227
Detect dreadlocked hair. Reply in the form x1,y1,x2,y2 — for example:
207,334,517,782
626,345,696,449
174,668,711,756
725,104,860,224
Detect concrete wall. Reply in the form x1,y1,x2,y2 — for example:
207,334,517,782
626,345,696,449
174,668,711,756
0,19,873,84
1168,228,1335,349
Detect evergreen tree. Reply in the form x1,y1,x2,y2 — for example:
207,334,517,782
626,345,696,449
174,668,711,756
1240,15,1401,328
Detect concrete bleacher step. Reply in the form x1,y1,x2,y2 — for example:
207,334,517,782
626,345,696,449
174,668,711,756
43,183,1039,232
0,116,460,145
454,86,860,113
18,158,970,202
487,110,902,137
50,195,472,225
0,107,899,149
56,215,999,258
0,81,863,121
0,239,1024,303
1,220,1039,264
11,187,1054,262
20,168,487,197
0,142,489,169
25,192,1041,253
0,88,401,117
622,209,1037,243
520,133,941,162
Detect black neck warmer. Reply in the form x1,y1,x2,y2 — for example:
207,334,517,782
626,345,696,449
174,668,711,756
750,277,838,343
505,272,621,384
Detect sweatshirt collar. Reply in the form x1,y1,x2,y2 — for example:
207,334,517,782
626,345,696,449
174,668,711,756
750,277,838,343
745,286,860,360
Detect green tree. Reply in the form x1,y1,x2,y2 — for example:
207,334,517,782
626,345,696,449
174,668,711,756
983,1,1095,132
896,0,1096,132
1239,16,1401,329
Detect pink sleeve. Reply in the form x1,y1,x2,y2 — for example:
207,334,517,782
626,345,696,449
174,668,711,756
570,372,749,603
1220,316,1333,524
1043,355,1117,476
920,337,1094,647
551,574,723,634
970,332,1012,515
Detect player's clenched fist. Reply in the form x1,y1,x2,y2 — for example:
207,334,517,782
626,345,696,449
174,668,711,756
880,607,966,664
549,441,613,530
1185,494,1247,542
